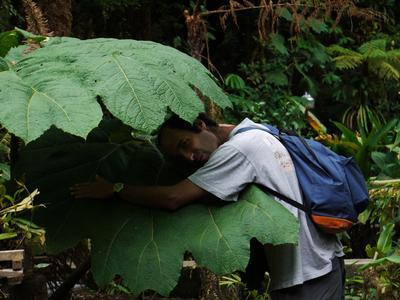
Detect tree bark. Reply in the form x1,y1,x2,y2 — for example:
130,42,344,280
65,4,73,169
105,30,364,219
37,0,72,36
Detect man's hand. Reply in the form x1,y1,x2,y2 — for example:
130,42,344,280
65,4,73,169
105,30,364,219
71,176,207,210
70,175,114,200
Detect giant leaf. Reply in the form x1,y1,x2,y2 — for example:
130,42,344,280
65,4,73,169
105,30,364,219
0,36,231,143
14,120,299,295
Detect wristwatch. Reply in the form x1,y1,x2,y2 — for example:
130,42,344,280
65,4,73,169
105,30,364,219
113,182,124,199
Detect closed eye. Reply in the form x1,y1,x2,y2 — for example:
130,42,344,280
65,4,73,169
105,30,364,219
178,139,189,150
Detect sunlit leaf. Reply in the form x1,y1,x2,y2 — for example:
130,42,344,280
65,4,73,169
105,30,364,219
0,37,231,143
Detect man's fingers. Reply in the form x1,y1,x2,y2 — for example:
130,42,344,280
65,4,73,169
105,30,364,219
72,182,92,188
70,185,93,197
70,176,110,199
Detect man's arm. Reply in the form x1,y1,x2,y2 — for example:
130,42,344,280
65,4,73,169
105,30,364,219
71,176,208,211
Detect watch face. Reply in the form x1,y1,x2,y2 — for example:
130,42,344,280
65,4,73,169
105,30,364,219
113,182,124,192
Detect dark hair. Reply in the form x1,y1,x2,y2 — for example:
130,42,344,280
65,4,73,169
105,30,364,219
157,113,218,148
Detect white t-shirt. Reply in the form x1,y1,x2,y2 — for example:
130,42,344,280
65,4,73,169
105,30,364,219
188,118,343,291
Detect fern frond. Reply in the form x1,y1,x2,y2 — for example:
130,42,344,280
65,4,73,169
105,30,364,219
333,54,364,70
386,49,400,61
363,48,387,59
375,61,400,81
358,39,386,55
327,45,359,56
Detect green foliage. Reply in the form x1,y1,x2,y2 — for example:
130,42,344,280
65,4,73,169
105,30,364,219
223,33,332,132
359,221,400,298
220,272,271,300
328,38,400,80
0,0,22,33
0,34,231,143
14,119,299,295
361,181,400,227
369,120,400,179
0,184,45,245
0,28,46,58
371,152,400,179
104,279,132,296
0,30,21,57
346,180,400,299
328,118,398,177
327,38,400,131
0,127,10,183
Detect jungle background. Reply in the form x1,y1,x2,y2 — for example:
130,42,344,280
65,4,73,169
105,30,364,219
0,0,400,299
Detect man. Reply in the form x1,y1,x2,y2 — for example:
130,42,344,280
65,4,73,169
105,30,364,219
71,113,345,299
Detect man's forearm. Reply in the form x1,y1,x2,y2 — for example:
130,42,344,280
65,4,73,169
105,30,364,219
117,185,179,210
72,177,207,210
116,179,207,211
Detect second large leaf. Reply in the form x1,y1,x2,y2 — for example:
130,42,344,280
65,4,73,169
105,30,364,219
14,120,298,295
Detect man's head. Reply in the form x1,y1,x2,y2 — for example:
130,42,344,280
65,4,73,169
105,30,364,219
157,113,220,166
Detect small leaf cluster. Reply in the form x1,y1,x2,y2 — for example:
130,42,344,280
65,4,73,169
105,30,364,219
0,184,45,247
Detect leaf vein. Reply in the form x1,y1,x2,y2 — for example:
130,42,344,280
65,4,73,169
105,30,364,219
101,218,132,278
111,55,144,121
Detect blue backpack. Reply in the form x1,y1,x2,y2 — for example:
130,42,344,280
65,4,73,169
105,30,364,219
235,124,369,234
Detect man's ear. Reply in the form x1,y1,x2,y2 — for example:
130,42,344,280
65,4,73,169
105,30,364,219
193,119,207,130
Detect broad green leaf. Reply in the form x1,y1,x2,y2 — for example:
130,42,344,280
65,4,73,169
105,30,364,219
269,34,288,56
14,120,299,295
376,223,394,256
14,27,47,43
277,8,293,21
371,151,400,178
0,70,102,142
332,121,360,145
365,119,397,148
386,255,400,264
0,37,231,143
3,44,30,64
0,57,9,71
310,43,330,65
265,70,288,86
0,30,21,57
309,19,328,34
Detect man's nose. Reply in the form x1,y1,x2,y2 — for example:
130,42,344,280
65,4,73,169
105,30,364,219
181,150,194,161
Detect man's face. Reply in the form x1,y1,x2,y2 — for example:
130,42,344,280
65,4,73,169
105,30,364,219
159,126,219,166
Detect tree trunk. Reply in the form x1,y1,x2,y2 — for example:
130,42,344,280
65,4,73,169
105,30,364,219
37,0,72,36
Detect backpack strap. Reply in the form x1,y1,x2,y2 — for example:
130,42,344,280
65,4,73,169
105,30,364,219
254,183,307,212
234,126,309,214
